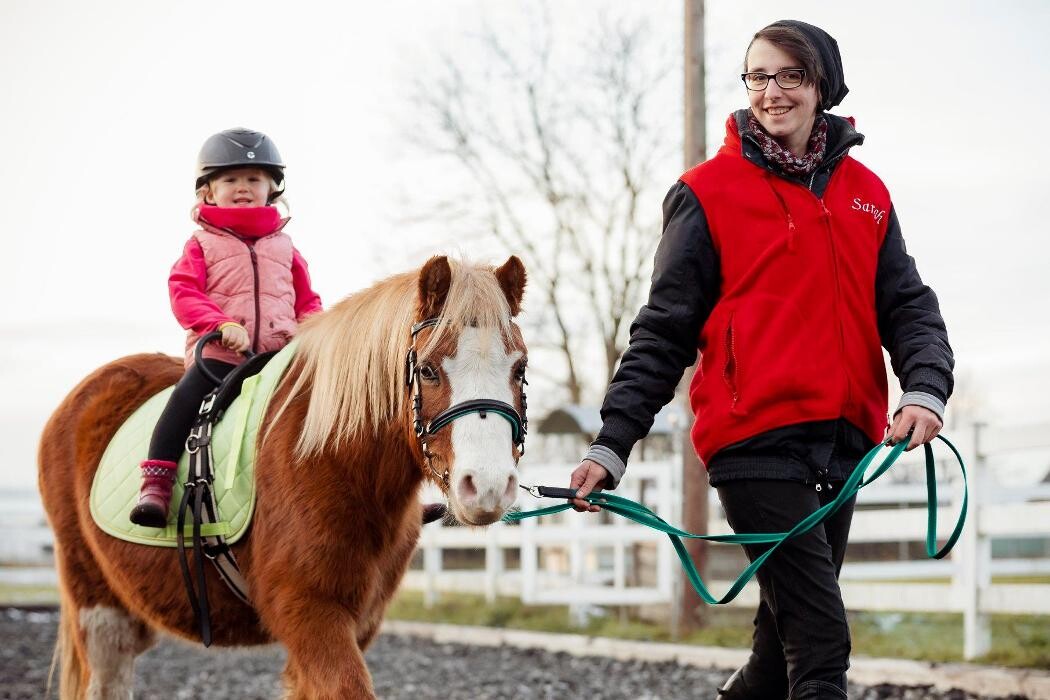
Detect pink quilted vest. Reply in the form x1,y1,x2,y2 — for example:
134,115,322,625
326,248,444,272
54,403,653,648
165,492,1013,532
185,225,299,367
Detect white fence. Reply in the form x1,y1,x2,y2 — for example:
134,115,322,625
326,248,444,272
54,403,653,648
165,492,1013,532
410,422,1050,660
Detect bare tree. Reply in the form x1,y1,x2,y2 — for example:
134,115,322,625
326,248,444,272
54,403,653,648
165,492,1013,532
406,5,679,405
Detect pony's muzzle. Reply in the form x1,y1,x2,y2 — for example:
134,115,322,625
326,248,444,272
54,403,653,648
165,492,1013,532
453,468,518,521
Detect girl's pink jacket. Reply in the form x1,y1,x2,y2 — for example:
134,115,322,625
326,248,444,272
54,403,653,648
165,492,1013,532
169,205,323,368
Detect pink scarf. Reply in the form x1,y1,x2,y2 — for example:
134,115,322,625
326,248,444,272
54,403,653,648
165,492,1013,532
197,205,283,238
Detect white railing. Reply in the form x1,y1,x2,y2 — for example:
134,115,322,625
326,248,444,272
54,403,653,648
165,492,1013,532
411,422,1050,660
5,423,1049,660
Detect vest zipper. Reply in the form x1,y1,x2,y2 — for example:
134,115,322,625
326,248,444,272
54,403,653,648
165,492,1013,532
247,242,261,352
744,133,855,412
816,196,852,411
763,176,797,251
818,144,860,413
768,152,854,414
765,160,853,413
808,141,856,413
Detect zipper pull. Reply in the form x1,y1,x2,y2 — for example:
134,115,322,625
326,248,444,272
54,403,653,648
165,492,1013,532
786,215,796,251
819,201,832,218
815,469,832,492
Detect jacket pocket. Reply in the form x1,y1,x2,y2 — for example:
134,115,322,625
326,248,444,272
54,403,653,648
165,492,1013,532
730,295,827,415
722,314,740,410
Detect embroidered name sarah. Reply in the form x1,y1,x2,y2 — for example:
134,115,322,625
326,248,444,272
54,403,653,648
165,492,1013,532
851,197,886,224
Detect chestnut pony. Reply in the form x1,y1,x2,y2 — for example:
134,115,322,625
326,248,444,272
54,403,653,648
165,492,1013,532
38,255,528,699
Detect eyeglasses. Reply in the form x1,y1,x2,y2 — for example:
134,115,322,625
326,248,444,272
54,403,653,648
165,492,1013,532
740,69,806,91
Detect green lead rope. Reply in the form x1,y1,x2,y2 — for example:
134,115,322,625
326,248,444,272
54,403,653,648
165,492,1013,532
504,434,968,605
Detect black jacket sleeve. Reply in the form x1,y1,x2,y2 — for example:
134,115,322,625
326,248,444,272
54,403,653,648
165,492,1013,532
874,206,955,403
592,181,721,464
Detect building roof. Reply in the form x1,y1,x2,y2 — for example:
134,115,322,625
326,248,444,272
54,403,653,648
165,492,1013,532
536,404,687,437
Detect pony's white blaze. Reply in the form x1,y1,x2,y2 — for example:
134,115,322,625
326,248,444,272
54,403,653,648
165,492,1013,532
443,326,521,523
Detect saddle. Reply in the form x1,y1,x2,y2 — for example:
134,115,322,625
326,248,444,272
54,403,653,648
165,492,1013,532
89,342,298,548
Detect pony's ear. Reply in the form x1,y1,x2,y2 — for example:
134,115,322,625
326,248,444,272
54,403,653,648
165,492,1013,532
494,256,527,317
418,255,452,319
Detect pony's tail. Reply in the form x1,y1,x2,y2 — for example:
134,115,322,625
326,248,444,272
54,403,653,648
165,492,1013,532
49,554,84,700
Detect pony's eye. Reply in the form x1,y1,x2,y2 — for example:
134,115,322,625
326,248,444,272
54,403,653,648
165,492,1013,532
419,364,439,382
514,362,527,382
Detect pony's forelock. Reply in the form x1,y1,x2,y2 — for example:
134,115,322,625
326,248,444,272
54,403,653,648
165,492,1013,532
275,259,514,459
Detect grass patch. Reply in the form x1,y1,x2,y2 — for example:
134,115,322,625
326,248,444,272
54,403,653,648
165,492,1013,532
387,590,1050,669
857,575,1050,585
989,575,1050,585
0,583,59,606
982,615,1050,668
850,610,1050,668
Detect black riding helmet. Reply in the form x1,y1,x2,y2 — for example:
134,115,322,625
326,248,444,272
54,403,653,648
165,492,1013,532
195,128,285,202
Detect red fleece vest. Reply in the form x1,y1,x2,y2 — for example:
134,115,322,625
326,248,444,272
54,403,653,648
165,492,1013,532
684,117,891,464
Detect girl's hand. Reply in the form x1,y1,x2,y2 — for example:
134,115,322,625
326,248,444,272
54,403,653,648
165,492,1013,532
220,323,250,353
887,405,943,451
569,459,609,513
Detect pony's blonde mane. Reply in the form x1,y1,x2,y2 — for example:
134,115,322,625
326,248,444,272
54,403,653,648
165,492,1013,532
275,259,514,458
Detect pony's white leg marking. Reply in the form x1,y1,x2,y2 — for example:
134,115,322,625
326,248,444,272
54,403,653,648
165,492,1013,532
80,606,153,700
443,327,521,520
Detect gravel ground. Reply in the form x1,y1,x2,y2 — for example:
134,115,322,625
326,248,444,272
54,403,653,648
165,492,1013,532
0,608,1028,700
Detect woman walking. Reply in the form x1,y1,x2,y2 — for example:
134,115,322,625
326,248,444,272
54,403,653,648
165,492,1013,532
569,20,954,699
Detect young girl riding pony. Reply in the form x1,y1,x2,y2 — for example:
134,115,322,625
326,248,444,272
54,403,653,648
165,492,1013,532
130,128,322,527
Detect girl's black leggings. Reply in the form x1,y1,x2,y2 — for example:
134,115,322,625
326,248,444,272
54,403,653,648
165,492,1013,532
146,359,236,464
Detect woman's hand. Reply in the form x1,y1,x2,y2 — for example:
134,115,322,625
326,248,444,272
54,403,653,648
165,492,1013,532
219,323,250,353
568,459,609,512
887,405,943,451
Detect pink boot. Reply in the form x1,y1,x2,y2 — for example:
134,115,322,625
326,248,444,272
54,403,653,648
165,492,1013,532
129,460,178,528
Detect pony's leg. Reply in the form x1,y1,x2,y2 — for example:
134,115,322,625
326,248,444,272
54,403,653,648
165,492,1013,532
275,597,376,700
52,541,155,700
356,528,420,652
80,605,154,699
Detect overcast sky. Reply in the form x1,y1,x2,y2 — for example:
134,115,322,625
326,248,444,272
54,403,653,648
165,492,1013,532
3,0,1048,489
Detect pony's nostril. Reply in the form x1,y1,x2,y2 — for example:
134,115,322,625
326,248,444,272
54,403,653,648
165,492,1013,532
502,474,518,504
457,473,478,502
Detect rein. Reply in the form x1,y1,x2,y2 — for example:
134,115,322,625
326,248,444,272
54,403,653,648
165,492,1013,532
406,317,528,486
507,434,967,605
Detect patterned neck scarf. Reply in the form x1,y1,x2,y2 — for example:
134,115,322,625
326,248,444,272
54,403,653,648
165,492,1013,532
746,112,828,177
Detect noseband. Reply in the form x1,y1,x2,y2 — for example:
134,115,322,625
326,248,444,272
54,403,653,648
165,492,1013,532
405,317,528,486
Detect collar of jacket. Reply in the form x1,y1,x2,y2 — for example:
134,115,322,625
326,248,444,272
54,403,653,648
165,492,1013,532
196,205,289,239
728,109,865,183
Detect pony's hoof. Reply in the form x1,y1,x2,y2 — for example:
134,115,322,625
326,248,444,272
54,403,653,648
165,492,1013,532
422,503,447,524
129,503,168,528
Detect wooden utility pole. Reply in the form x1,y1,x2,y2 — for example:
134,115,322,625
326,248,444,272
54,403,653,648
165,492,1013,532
684,0,707,169
676,0,708,635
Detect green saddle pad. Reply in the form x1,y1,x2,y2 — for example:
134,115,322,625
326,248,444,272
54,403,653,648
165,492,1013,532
89,342,298,547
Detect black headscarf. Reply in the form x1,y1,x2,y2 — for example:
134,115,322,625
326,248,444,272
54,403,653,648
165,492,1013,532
769,19,849,111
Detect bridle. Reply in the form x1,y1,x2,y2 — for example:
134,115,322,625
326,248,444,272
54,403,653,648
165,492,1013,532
405,317,528,487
